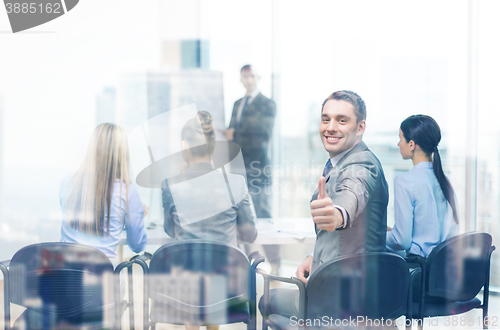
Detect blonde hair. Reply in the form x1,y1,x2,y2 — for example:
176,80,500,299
65,123,131,236
181,111,216,157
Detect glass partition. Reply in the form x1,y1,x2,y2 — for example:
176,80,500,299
0,0,499,327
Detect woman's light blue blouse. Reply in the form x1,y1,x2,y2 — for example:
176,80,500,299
60,176,147,258
386,162,459,257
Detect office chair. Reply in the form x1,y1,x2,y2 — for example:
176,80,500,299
0,242,116,330
259,252,412,330
129,240,264,330
0,262,10,330
407,232,495,330
114,252,151,330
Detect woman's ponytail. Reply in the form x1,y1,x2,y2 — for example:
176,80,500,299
432,147,459,224
401,115,459,224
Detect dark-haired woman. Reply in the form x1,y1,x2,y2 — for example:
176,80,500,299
386,115,459,257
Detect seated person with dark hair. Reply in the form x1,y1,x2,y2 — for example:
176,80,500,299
162,111,258,246
162,111,258,330
387,114,459,258
261,90,389,318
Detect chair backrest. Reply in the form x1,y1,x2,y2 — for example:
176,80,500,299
425,232,493,301
306,253,410,321
147,240,251,325
8,242,114,325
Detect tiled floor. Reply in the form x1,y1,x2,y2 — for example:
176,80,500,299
1,262,500,330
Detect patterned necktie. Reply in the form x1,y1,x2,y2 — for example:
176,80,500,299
236,96,251,129
322,158,333,177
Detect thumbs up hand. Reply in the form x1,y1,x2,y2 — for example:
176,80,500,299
317,176,327,199
310,176,344,231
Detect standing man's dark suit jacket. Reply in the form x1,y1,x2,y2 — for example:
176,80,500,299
228,92,276,178
310,141,389,274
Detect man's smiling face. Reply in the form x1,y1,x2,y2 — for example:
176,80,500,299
320,99,365,158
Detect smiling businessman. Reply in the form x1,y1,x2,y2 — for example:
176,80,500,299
260,90,389,319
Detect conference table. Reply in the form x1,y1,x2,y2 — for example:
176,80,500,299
118,218,316,260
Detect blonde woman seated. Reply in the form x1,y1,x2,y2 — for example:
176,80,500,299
387,115,459,257
60,123,147,264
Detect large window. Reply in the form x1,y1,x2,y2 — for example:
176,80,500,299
476,0,500,288
0,0,498,289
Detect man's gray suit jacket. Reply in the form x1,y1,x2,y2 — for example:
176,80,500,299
311,141,389,274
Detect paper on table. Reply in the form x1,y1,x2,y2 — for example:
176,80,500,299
256,218,315,240
276,229,313,240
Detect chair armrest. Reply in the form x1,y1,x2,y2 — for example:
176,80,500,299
483,245,496,313
405,255,426,320
248,251,266,265
0,261,9,275
257,268,304,286
404,255,426,269
130,252,152,263
114,252,151,274
257,268,306,319
0,261,11,330
246,252,266,330
114,253,151,330
407,267,422,320
129,252,152,272
248,251,266,271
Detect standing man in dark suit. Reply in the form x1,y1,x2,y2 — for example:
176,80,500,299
261,90,389,317
223,64,279,273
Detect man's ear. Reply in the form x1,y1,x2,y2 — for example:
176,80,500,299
357,120,366,136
